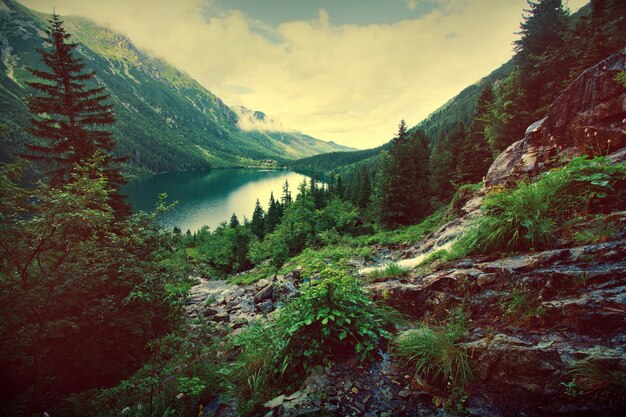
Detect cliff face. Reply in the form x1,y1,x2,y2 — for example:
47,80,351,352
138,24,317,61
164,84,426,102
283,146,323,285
486,48,626,187
362,49,626,417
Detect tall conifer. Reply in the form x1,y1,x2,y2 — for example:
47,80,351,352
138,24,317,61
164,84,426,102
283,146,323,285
24,12,129,216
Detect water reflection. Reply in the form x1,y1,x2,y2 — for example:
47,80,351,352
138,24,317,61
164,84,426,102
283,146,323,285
124,169,310,232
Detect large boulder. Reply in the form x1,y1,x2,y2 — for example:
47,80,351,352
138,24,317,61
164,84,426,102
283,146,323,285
486,48,626,187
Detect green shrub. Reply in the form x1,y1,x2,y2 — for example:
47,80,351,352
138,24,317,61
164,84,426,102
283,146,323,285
393,311,471,390
220,320,290,416
278,268,398,367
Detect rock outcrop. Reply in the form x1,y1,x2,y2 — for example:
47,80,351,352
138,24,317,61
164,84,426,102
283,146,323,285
486,48,626,187
367,228,626,416
186,273,301,328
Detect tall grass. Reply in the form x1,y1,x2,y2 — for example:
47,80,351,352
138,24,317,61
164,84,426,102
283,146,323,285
393,311,472,390
445,157,626,258
367,262,410,281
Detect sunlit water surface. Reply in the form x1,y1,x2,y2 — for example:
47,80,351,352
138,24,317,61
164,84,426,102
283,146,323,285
124,169,310,232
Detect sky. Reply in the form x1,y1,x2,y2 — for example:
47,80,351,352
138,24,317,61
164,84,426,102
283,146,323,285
20,0,588,149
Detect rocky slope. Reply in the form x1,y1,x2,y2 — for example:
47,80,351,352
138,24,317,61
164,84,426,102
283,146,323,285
187,50,626,417
0,0,352,174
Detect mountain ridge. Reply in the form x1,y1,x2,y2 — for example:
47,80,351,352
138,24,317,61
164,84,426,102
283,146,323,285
0,0,353,175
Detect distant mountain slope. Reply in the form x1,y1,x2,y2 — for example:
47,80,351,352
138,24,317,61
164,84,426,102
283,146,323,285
411,61,513,141
289,144,389,175
0,0,352,175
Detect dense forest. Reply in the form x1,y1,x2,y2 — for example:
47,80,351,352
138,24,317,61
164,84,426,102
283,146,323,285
1,1,626,417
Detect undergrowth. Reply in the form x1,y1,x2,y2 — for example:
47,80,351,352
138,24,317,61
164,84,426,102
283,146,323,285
431,156,626,261
393,308,472,391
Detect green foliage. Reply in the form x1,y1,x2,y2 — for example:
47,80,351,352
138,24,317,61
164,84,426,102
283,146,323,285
450,157,626,257
454,86,494,184
393,310,472,390
219,269,399,415
80,320,222,417
572,221,618,245
282,244,355,279
482,68,532,154
365,206,446,246
278,269,396,366
289,145,387,176
500,286,546,323
367,263,410,282
374,122,431,227
615,71,626,88
0,160,190,415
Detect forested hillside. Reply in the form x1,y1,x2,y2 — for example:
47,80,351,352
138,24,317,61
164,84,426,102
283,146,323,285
0,0,351,175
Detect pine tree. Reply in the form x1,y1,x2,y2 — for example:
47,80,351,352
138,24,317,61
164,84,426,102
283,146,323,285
281,180,292,205
229,213,240,228
514,0,572,116
309,176,325,209
351,166,372,209
336,175,345,199
429,129,453,203
265,192,282,234
483,68,533,154
455,88,494,185
24,13,129,216
375,121,430,227
250,199,265,239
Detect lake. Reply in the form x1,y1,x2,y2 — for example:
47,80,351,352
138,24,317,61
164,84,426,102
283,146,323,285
123,168,310,232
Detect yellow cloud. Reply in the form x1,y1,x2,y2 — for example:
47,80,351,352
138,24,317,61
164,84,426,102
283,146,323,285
18,0,591,149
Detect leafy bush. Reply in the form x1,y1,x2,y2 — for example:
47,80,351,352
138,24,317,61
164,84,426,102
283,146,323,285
220,320,290,416
278,269,398,367
393,311,471,390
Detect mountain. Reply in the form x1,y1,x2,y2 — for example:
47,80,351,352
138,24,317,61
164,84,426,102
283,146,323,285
0,0,352,175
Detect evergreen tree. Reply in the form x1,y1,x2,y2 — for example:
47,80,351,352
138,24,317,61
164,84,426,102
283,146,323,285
23,13,129,216
514,0,572,116
375,121,430,227
265,192,282,234
429,129,453,203
309,176,325,209
455,87,494,185
250,199,265,239
281,180,292,205
483,68,533,153
336,175,345,199
351,166,372,209
229,212,240,228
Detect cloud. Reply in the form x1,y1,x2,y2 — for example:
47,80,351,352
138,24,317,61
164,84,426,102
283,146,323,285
19,0,578,149
233,106,287,132
404,0,419,10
